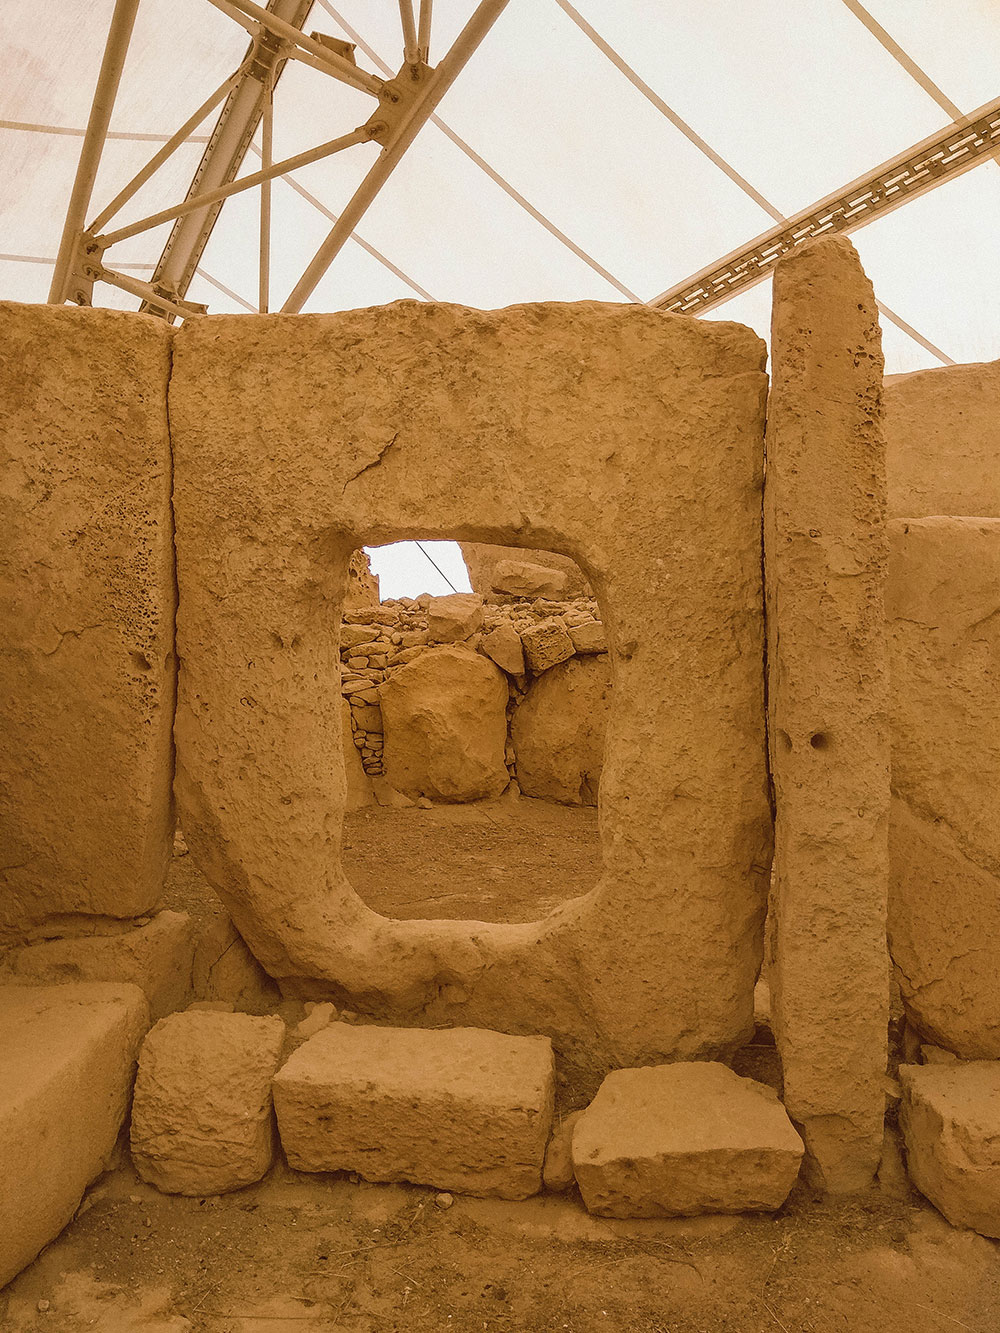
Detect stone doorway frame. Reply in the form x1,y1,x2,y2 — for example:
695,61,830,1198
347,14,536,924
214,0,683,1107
169,301,772,1077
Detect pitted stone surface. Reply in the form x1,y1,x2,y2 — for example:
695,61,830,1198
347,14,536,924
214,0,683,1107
0,982,149,1287
513,656,611,806
273,1023,554,1199
426,592,483,643
885,358,1000,519
765,238,890,1192
900,1062,1000,1238
379,645,509,801
131,1011,286,1196
887,518,1000,1057
0,302,175,944
571,1063,803,1218
169,301,771,1074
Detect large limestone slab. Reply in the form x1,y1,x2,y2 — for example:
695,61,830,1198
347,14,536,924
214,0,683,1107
765,238,890,1192
380,644,509,801
0,982,149,1287
273,1023,554,1198
572,1063,803,1217
887,518,1000,1057
0,911,195,1021
0,303,175,945
169,302,771,1074
460,542,590,598
131,1011,286,1195
512,656,611,805
885,358,1000,519
899,1062,1000,1237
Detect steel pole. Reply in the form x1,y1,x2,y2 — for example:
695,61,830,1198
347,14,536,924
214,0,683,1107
48,0,141,303
282,0,509,313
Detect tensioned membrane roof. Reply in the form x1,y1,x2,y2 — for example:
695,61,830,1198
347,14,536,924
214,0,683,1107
3,1,998,595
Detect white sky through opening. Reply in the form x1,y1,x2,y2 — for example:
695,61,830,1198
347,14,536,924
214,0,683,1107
366,541,473,601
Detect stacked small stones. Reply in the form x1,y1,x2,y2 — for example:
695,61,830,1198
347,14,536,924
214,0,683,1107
340,559,607,785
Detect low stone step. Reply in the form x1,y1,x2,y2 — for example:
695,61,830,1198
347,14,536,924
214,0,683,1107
273,1023,554,1199
900,1061,1000,1238
572,1062,804,1217
0,982,149,1287
131,1010,286,1196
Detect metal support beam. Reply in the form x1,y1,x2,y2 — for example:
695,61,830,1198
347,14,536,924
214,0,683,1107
282,0,510,313
206,0,383,95
140,0,312,317
651,95,1000,314
97,125,371,248
417,0,433,63
48,0,140,304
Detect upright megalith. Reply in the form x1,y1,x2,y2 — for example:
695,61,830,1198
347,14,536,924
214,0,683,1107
169,302,771,1073
0,303,175,944
887,518,1000,1057
765,237,890,1191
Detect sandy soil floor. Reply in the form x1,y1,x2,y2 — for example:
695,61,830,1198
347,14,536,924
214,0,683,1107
8,798,996,1331
3,1160,998,1333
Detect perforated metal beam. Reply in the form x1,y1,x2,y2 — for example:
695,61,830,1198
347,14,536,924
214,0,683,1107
652,95,1000,314
140,0,313,317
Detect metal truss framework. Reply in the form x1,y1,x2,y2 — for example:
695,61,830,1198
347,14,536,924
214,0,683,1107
47,0,510,320
41,0,998,361
651,95,1000,317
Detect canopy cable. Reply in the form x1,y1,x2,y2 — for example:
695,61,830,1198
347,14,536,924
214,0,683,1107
554,0,956,364
414,541,461,594
315,0,644,302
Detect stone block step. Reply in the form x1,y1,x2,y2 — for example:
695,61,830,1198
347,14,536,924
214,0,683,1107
273,1024,554,1199
572,1062,804,1217
0,982,149,1287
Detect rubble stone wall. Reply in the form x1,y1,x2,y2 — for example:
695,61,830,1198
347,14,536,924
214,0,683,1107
339,578,609,804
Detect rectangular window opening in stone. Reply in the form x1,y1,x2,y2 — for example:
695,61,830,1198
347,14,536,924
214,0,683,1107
341,542,607,924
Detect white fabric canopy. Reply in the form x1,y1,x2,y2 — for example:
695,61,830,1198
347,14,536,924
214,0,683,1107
3,1,998,594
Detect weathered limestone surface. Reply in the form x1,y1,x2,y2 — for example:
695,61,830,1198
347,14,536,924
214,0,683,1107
0,982,149,1287
380,645,509,801
131,1011,286,1195
169,302,771,1074
481,622,526,675
0,910,195,1021
190,913,282,1015
887,518,1000,1057
0,303,175,944
512,656,611,805
885,358,1000,519
520,617,575,674
765,238,890,1192
460,543,589,598
425,592,483,643
273,1023,555,1198
899,1062,1000,1237
572,1063,803,1218
341,698,373,810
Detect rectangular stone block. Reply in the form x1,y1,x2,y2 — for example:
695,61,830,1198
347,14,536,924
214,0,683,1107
885,357,1000,519
273,1024,555,1198
900,1062,1000,1238
765,237,890,1192
0,910,196,1021
0,303,175,944
0,982,149,1287
572,1063,803,1217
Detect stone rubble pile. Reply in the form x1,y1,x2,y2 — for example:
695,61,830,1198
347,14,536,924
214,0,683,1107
340,558,609,804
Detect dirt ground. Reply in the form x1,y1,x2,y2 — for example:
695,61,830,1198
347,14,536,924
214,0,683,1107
7,798,999,1332
3,1161,999,1333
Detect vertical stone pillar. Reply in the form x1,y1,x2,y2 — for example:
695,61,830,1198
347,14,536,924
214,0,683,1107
0,303,175,944
765,237,890,1192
